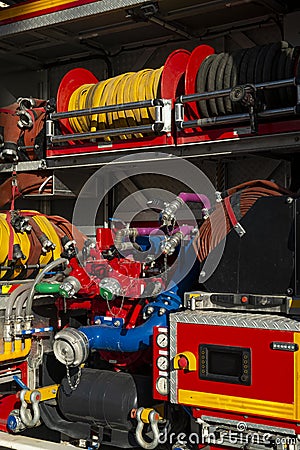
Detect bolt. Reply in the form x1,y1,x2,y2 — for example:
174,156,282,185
94,319,101,325
147,306,154,315
114,320,121,327
287,288,293,295
158,308,166,316
286,197,293,204
164,301,169,305
200,271,206,278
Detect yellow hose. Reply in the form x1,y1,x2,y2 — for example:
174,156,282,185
0,211,63,280
0,213,30,279
67,66,164,139
90,79,110,133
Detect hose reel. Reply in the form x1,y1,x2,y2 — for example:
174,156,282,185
54,49,190,143
195,41,299,118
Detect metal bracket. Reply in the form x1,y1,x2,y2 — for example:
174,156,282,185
49,98,171,144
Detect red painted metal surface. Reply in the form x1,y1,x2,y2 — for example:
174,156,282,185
0,361,28,432
176,118,300,146
56,68,98,135
185,45,215,119
47,134,173,157
160,49,191,100
175,321,294,406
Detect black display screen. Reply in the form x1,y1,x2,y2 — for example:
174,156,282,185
199,344,251,385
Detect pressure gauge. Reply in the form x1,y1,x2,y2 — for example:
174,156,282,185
156,355,169,371
156,333,168,348
156,376,169,396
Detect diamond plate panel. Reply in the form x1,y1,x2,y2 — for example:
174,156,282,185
170,311,300,331
0,0,152,37
169,320,178,404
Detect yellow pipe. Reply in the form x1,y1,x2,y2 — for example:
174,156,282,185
0,338,31,363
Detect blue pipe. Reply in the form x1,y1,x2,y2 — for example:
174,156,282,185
78,290,181,353
78,238,198,353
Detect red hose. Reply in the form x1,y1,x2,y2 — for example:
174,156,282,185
194,180,294,262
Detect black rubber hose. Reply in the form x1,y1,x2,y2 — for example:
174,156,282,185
275,46,288,107
246,45,262,84
196,54,216,118
239,47,254,85
231,48,247,113
223,53,234,114
285,47,296,105
254,44,269,82
215,53,229,116
263,42,286,107
254,44,272,109
207,53,225,116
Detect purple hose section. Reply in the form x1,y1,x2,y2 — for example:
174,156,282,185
178,192,211,210
136,225,194,236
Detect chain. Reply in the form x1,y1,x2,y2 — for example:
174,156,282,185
28,338,44,369
65,358,82,391
163,254,168,283
105,290,125,318
105,278,136,318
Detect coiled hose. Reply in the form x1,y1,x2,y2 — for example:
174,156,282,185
194,180,293,262
68,67,163,139
196,41,300,117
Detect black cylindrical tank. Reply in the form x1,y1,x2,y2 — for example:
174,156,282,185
58,369,150,430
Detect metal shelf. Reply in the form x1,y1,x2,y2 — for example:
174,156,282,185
0,126,298,175
43,130,300,170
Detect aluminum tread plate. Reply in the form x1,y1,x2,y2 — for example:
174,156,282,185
0,0,152,37
170,310,300,331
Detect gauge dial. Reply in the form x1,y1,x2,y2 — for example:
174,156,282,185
156,376,169,396
156,355,169,371
156,333,168,348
